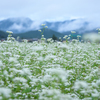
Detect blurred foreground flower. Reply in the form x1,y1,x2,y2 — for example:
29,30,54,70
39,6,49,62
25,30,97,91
47,38,52,42
45,26,48,28
71,31,76,33
6,31,13,34
63,35,68,39
38,30,42,32
0,87,11,98
41,24,45,26
83,33,100,43
96,28,100,31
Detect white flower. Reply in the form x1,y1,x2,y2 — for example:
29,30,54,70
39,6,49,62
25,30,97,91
45,68,68,82
9,57,18,63
0,87,11,98
41,24,45,26
45,26,48,28
83,33,100,42
23,39,28,43
47,38,52,42
42,35,44,38
38,30,41,32
3,70,8,76
0,60,3,66
17,36,20,40
91,89,99,97
67,37,70,39
22,68,31,75
71,31,76,33
8,34,12,37
96,79,100,86
63,35,68,39
77,35,81,37
96,28,100,30
32,46,44,51
73,80,88,90
13,77,27,83
6,31,13,34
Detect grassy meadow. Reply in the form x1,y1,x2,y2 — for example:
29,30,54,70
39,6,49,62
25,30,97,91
0,29,100,100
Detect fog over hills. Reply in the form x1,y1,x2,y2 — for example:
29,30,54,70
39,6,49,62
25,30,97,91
0,17,99,34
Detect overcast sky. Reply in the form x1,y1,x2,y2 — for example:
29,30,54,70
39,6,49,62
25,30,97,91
0,0,100,22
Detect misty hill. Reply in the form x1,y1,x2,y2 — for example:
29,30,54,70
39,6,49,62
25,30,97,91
0,17,99,34
0,18,33,33
13,28,65,39
0,30,8,39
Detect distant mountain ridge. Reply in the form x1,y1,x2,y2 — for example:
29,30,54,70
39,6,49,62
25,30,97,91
0,18,33,33
13,28,65,39
0,30,8,39
0,17,99,34
0,28,65,40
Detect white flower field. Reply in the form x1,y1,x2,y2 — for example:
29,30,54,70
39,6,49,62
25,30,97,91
0,38,100,100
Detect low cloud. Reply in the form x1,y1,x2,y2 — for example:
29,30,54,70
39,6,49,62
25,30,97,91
57,17,100,33
84,16,100,31
8,20,44,32
58,19,85,32
6,16,100,33
8,23,25,32
30,21,43,30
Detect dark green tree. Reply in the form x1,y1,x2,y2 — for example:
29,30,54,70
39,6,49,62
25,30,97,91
52,34,58,41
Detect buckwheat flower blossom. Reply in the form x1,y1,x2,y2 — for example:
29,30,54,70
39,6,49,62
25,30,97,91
41,35,44,38
45,54,57,60
6,31,13,34
58,44,68,49
0,87,11,98
77,35,81,38
67,37,70,39
0,60,3,66
42,74,52,82
41,24,45,26
13,77,27,83
71,31,76,33
45,26,48,28
3,52,12,56
23,39,28,43
22,68,31,75
63,35,68,39
37,57,44,61
96,28,100,30
3,70,8,76
39,89,73,100
10,68,24,75
9,57,18,63
47,38,52,42
39,89,61,98
73,80,88,90
91,89,99,97
32,46,44,51
96,79,100,86
91,82,98,88
45,68,68,82
38,30,41,32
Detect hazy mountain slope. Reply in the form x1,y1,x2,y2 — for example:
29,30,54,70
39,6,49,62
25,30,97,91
0,18,33,33
14,28,64,39
0,17,99,34
0,30,8,39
